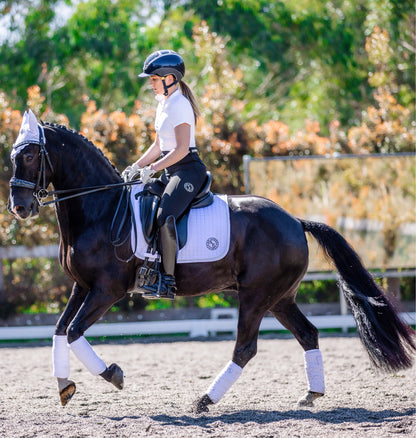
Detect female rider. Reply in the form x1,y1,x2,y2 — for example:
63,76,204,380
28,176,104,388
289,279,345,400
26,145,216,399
124,50,208,300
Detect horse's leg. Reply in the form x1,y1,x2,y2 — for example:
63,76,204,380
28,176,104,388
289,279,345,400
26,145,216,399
270,298,325,407
53,282,88,406
193,289,267,413
66,286,125,390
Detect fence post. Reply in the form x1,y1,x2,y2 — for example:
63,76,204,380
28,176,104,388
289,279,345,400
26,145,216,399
0,257,3,291
339,286,348,333
387,276,401,300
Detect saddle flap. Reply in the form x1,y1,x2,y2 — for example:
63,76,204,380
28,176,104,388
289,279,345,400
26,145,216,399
139,194,159,245
138,191,188,249
137,179,167,245
177,212,189,250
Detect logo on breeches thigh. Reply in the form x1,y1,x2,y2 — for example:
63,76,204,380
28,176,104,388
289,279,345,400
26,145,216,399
184,182,194,192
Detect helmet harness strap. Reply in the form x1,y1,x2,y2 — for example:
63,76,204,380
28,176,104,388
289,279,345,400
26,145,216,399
161,76,178,96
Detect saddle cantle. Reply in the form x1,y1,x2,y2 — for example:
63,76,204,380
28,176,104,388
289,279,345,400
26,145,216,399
136,171,214,249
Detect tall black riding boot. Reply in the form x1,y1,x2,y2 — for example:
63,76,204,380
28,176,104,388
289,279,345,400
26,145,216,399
142,215,177,300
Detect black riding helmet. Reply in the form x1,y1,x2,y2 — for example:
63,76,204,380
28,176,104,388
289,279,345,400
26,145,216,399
139,50,185,95
139,50,185,80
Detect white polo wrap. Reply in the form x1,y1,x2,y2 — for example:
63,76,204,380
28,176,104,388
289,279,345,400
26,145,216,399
304,349,325,394
206,360,243,404
52,335,70,378
69,336,107,376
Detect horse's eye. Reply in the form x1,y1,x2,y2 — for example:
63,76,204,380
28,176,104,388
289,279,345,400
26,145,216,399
24,154,34,164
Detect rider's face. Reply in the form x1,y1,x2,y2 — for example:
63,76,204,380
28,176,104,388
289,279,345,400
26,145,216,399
149,75,175,95
149,76,164,95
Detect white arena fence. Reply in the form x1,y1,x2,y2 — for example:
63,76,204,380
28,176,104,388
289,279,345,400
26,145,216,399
0,245,414,341
0,309,415,341
0,308,416,341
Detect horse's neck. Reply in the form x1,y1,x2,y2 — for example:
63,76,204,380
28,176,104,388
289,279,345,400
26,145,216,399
49,130,122,239
53,146,117,190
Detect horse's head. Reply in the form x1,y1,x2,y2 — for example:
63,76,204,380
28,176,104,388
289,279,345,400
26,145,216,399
8,109,53,220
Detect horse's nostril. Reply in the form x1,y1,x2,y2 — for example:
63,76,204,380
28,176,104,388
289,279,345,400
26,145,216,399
11,203,32,219
13,205,25,214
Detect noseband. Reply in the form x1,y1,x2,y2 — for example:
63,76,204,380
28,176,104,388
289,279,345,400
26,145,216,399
9,126,54,209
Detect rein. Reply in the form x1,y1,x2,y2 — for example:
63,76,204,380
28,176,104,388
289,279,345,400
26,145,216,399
34,180,141,206
42,180,141,263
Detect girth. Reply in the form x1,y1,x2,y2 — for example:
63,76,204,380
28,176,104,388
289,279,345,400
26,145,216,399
135,171,214,249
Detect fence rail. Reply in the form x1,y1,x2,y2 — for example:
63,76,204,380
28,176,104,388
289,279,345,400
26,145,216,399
0,245,414,341
0,245,59,259
0,310,414,341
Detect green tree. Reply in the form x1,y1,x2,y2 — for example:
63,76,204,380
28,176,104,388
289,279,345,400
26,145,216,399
1,0,414,131
0,0,64,109
177,0,414,131
0,0,157,126
56,0,143,121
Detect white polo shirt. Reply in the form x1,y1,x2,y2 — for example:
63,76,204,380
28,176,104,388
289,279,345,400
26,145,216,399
155,89,196,152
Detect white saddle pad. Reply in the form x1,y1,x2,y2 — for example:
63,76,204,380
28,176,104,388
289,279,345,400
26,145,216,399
130,184,230,263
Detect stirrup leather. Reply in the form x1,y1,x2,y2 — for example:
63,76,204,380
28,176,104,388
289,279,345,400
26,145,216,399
132,243,161,290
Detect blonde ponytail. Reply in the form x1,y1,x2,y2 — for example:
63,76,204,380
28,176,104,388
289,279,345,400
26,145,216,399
179,80,201,123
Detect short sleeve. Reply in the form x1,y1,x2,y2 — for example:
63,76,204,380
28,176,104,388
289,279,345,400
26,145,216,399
168,96,194,128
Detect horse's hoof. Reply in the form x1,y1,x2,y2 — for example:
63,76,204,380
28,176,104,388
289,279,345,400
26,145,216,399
59,381,76,407
297,391,324,407
107,363,124,390
192,394,213,414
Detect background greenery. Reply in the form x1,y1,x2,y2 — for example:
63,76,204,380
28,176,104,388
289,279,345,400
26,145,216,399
0,0,414,316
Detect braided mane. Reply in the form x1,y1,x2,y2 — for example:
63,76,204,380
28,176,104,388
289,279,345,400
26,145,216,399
42,121,121,176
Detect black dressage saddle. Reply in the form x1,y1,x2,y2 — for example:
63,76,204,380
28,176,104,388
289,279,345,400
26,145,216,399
135,171,214,250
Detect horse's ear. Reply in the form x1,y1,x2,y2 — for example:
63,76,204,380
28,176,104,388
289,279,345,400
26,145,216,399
40,119,45,126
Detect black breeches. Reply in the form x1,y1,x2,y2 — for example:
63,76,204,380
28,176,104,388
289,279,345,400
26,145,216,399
156,153,207,227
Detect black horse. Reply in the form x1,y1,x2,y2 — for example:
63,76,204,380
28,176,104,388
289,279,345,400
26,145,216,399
8,117,415,412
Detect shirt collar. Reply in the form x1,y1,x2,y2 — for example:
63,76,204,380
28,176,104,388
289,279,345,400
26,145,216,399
166,88,181,101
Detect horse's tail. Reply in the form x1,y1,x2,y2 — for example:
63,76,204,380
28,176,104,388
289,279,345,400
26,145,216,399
300,219,416,372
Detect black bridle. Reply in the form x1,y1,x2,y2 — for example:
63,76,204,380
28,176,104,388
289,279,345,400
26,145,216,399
9,126,55,213
9,126,141,262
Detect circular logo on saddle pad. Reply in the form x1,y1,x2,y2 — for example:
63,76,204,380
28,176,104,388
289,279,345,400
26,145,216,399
184,182,194,192
206,237,219,250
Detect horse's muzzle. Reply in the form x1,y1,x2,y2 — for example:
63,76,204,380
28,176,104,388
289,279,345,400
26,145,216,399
8,196,39,220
